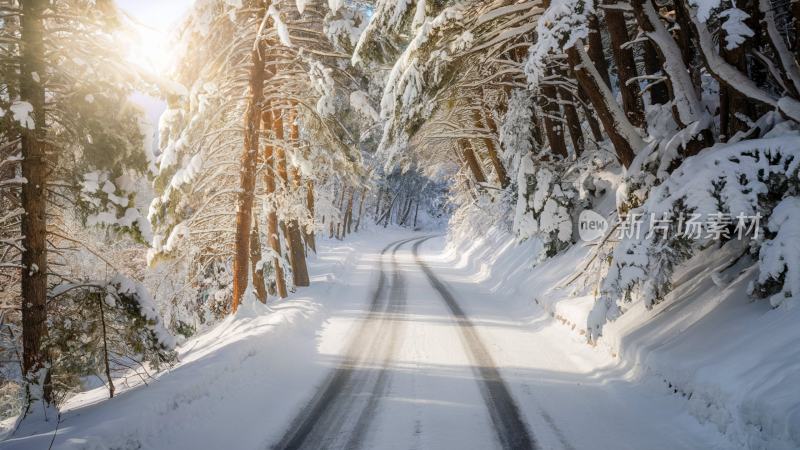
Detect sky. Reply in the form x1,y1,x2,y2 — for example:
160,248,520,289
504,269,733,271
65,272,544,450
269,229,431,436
116,0,197,146
117,0,197,32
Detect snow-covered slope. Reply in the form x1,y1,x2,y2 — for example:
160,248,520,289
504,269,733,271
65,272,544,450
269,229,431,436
439,224,800,450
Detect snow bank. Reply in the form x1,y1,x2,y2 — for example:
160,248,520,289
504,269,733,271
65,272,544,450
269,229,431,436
3,301,324,449
443,220,800,450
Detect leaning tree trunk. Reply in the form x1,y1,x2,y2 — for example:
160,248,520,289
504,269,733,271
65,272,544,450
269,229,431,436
631,0,713,157
587,13,611,88
679,0,800,123
262,108,287,298
472,108,509,187
672,0,702,87
567,42,643,168
603,1,645,128
578,84,604,142
231,40,266,313
19,0,51,403
460,139,487,183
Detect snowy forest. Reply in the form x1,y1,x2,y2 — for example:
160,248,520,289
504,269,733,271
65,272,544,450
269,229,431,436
0,0,799,448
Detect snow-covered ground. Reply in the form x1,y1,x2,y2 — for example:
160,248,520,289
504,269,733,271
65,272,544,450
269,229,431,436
2,226,786,449
0,229,412,449
439,226,800,450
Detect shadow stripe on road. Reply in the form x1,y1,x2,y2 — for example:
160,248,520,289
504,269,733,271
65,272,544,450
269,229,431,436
271,237,417,450
412,236,537,450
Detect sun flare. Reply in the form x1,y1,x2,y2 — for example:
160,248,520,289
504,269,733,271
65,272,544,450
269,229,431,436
124,23,173,75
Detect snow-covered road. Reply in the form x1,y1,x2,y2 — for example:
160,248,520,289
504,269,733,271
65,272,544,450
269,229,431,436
271,233,727,450
2,231,731,450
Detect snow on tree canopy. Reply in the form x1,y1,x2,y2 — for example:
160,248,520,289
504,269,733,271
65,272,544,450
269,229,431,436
377,5,467,164
525,0,592,86
109,274,177,350
754,197,800,309
10,100,35,129
591,135,800,339
689,0,721,23
268,5,293,47
720,8,754,50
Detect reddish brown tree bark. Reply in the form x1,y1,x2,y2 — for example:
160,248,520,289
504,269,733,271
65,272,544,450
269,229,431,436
304,179,316,252
231,40,266,313
472,108,510,187
540,68,569,158
262,108,287,298
557,66,586,156
19,0,51,402
603,2,645,128
587,13,611,88
568,43,639,168
249,221,268,303
460,139,487,183
275,107,309,287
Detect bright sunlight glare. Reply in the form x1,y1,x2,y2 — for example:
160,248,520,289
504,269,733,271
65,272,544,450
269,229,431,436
124,24,173,74
117,0,196,75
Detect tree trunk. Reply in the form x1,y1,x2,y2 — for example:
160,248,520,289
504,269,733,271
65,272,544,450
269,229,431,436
355,187,367,232
19,0,51,403
719,0,758,141
249,221,267,303
374,187,383,220
578,84,604,142
262,108,287,298
603,2,645,128
336,184,347,239
413,200,420,228
630,0,712,158
344,188,355,235
587,13,611,88
540,68,569,158
231,41,266,313
275,108,309,287
642,40,670,105
557,66,585,156
673,0,702,87
460,139,487,183
794,0,800,61
289,103,311,255
305,179,316,253
473,108,509,187
568,43,642,168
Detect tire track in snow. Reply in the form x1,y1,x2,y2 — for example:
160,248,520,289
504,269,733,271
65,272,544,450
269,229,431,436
412,236,537,450
271,237,415,450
